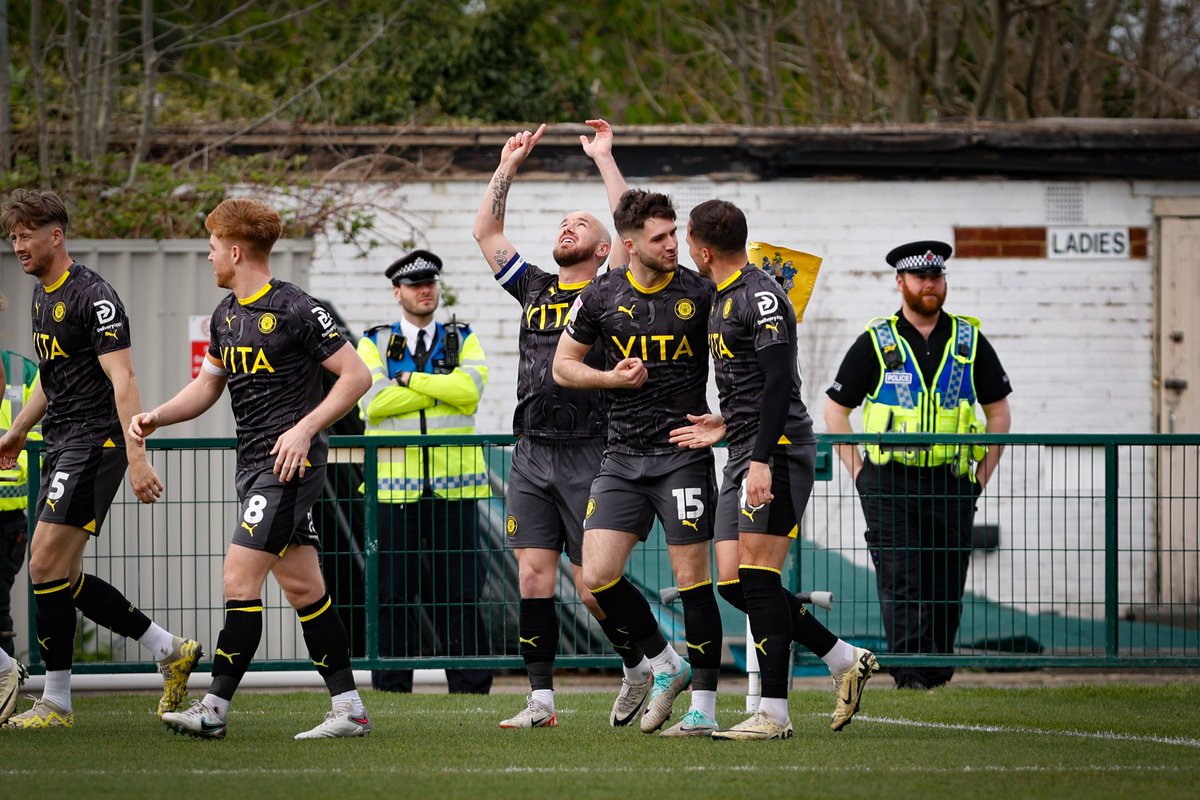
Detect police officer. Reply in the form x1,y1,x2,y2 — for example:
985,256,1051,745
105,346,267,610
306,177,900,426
0,348,38,658
357,250,493,694
824,240,1012,690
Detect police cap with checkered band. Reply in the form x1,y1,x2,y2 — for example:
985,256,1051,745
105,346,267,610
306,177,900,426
886,240,952,276
385,249,442,285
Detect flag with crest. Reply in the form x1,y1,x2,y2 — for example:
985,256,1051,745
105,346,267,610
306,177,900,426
746,242,823,322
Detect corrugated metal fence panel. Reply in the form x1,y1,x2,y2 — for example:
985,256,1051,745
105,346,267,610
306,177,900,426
0,238,313,439
2,240,313,657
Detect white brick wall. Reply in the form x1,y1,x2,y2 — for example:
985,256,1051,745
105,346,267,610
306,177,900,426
310,176,1174,620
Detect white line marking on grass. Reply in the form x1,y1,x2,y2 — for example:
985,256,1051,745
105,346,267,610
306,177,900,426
849,714,1200,748
0,766,1192,777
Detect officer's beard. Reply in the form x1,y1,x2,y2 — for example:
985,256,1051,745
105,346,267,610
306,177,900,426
901,283,946,316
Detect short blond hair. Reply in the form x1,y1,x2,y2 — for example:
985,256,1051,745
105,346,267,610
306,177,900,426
205,198,283,260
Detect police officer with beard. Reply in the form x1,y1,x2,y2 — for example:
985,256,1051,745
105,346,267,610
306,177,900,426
824,240,1012,690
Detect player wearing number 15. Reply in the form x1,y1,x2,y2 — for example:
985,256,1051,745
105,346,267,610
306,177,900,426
554,127,723,735
132,198,374,740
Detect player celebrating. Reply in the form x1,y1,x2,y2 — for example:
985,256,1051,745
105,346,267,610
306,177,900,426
555,120,723,736
473,123,654,729
672,201,877,739
0,189,201,730
132,198,373,740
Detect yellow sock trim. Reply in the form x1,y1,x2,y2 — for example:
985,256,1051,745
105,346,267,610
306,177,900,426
34,580,72,595
738,564,783,576
678,579,714,592
298,596,332,623
590,575,622,594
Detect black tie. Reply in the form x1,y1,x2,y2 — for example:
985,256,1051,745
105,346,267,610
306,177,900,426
413,329,429,370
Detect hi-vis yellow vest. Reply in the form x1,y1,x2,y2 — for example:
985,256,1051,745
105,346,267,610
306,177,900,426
861,314,987,478
0,350,40,512
356,322,491,504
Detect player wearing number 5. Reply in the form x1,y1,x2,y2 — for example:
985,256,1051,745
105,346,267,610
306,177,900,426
132,199,374,740
1,190,202,731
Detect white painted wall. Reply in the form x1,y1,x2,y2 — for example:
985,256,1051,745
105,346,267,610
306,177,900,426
310,175,1192,623
4,176,1190,662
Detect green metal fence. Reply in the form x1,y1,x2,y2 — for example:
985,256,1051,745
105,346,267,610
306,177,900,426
18,433,1200,674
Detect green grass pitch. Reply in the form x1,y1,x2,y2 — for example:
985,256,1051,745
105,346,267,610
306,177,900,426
3,684,1198,799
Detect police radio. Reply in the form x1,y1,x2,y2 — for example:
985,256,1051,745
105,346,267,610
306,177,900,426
437,315,462,373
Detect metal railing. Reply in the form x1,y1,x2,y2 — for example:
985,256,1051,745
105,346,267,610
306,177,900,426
18,433,1200,673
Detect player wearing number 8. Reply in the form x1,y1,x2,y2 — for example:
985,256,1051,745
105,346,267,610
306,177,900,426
131,198,374,740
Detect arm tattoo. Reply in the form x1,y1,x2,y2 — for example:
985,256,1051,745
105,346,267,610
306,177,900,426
490,174,512,221
492,248,509,269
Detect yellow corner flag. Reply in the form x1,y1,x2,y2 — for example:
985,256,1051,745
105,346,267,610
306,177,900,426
746,242,823,322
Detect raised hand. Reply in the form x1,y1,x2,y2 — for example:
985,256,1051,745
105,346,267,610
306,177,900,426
580,118,613,161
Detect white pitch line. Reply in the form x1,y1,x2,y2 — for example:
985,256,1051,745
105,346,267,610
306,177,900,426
850,714,1200,748
0,765,1191,778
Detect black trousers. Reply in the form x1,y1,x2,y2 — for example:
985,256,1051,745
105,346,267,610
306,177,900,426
0,509,28,656
857,462,980,687
372,493,492,694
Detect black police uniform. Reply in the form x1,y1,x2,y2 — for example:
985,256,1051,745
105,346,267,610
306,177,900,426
826,241,1011,689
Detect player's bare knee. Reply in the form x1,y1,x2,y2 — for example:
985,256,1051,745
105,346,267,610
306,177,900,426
583,565,619,593
281,586,323,610
27,552,65,584
669,549,711,587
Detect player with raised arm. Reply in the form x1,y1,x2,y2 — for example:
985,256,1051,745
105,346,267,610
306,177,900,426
473,123,653,729
553,120,724,737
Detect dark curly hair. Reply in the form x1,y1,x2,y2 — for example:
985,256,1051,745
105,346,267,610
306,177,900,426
613,189,675,237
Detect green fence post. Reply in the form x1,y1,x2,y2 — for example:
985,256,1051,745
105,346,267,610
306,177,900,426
1104,442,1119,659
24,439,41,670
363,439,379,666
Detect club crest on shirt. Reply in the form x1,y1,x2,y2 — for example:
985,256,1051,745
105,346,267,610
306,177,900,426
722,297,733,319
258,313,277,334
52,302,67,322
674,298,696,320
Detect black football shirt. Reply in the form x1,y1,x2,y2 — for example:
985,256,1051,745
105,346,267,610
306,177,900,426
709,266,814,456
496,255,606,439
30,264,131,449
565,265,712,455
208,279,346,472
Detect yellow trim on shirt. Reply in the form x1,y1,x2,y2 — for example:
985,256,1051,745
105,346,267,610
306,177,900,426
45,269,71,293
625,269,677,295
238,282,273,305
716,268,744,292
